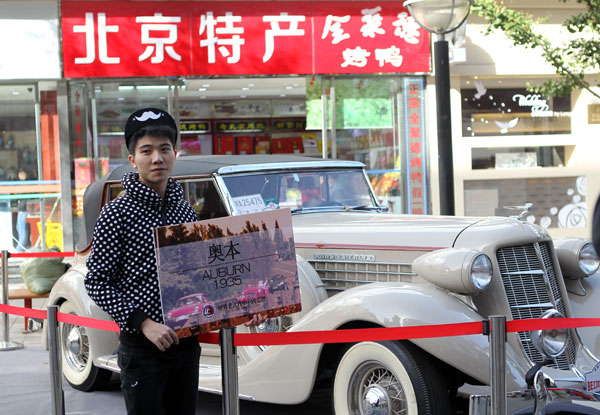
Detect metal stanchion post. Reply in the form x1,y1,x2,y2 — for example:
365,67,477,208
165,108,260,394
489,315,507,415
47,305,65,415
220,326,239,415
1,250,23,351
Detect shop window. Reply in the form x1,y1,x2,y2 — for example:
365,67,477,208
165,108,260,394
471,145,572,169
464,176,587,229
461,80,571,137
0,84,62,252
93,82,170,165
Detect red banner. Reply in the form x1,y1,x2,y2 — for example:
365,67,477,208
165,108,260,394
61,1,431,77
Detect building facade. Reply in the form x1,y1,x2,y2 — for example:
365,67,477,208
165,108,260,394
0,0,597,252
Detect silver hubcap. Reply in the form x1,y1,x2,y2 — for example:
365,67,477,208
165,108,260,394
62,321,89,372
67,327,82,355
250,316,294,351
362,385,389,415
349,361,407,415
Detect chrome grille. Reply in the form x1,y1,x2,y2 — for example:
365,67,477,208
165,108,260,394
497,242,574,370
307,260,415,294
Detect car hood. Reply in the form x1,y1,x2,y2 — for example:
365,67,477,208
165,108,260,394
291,212,486,250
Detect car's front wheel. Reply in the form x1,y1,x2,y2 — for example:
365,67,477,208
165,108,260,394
59,301,111,391
333,340,450,415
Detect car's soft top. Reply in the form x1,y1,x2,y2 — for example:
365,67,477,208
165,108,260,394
77,155,365,251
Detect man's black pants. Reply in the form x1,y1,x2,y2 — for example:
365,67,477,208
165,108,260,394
118,341,201,415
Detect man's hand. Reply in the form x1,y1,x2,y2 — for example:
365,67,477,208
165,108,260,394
140,318,179,351
245,313,268,327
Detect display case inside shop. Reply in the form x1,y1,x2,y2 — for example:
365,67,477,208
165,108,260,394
271,118,308,155
214,119,269,155
461,85,571,137
179,120,211,155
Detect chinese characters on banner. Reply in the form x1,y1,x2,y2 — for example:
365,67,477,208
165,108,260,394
403,78,428,214
61,1,430,77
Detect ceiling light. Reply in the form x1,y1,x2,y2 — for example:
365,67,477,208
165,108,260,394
285,86,293,89
248,83,256,87
280,94,286,97
202,84,210,88
242,87,250,91
137,85,168,90
12,91,20,95
118,86,135,91
240,95,246,98
198,88,207,91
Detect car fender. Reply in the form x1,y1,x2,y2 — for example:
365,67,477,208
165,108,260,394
566,271,600,358
231,282,528,404
44,263,119,361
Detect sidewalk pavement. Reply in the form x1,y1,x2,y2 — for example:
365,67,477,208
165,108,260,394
1,281,333,415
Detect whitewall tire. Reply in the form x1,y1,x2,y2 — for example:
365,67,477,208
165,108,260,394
59,301,111,391
333,340,449,415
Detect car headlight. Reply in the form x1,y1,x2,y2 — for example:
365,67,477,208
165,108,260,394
412,248,493,294
579,243,599,275
471,254,493,290
530,309,569,359
554,238,600,279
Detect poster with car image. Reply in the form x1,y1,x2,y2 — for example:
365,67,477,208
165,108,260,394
154,208,301,338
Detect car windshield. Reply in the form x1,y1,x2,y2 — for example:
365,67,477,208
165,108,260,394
221,169,377,214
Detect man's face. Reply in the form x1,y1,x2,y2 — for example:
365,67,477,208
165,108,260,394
128,135,177,190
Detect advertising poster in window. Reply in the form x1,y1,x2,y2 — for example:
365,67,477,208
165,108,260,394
154,208,300,338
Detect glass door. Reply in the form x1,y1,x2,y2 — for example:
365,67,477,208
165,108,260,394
0,84,48,251
307,76,425,213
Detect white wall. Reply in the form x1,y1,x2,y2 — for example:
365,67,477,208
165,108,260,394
426,1,599,239
0,1,60,80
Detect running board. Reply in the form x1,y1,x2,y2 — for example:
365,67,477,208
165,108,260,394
96,354,119,373
94,354,255,401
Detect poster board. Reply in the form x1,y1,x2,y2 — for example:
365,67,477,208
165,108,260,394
154,208,301,338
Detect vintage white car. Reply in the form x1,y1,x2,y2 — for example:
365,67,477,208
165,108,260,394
46,155,600,414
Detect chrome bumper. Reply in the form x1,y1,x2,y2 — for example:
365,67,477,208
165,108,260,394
469,372,600,414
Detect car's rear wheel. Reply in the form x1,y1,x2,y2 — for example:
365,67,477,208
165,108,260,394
59,301,111,391
333,340,450,415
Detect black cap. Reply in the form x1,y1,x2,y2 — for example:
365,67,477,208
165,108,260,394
124,107,177,149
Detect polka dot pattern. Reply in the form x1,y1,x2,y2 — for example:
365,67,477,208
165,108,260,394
85,172,197,333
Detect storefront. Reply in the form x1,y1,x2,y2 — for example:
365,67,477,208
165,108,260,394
452,4,600,239
61,0,433,249
4,1,594,252
0,1,65,252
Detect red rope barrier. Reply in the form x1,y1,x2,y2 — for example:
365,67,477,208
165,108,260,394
8,251,76,258
0,303,47,320
3,303,600,346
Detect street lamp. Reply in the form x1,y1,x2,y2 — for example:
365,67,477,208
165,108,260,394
403,0,471,216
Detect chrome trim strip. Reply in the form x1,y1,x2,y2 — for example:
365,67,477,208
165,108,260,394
320,277,409,284
503,270,545,276
309,259,412,266
511,302,554,309
217,161,365,175
314,269,415,277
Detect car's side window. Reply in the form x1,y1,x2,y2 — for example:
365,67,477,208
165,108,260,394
181,179,229,221
108,179,228,221
108,184,125,201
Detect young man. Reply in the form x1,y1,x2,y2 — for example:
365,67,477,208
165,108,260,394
85,108,200,414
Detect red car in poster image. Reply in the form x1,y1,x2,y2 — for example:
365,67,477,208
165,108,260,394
165,293,214,329
237,280,269,303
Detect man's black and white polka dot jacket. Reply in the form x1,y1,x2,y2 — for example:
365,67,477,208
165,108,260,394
85,172,197,336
